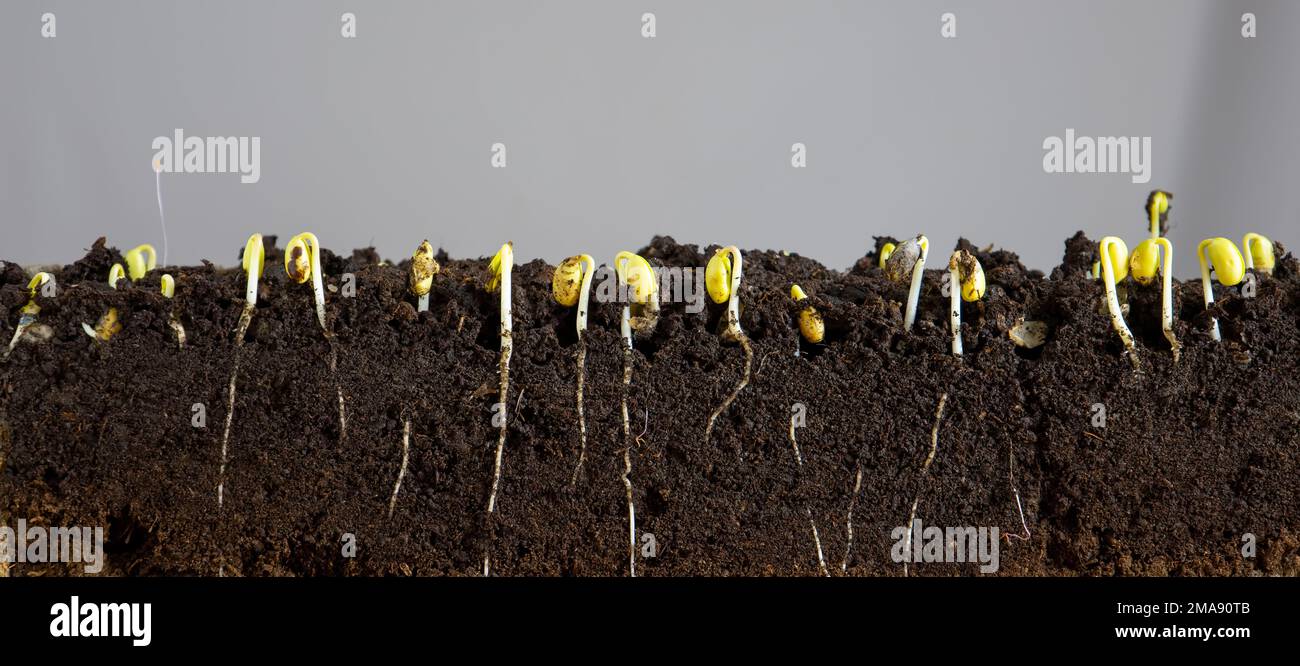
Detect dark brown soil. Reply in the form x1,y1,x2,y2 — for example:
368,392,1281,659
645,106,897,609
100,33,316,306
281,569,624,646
2,233,1298,576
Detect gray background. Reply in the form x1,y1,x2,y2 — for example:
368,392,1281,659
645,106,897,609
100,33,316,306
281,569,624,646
2,0,1297,275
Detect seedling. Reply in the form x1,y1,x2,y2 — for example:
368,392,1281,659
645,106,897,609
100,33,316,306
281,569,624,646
1197,237,1245,342
790,284,824,355
285,232,327,330
107,245,157,290
703,246,753,456
613,250,656,577
885,235,929,331
946,249,985,357
286,231,348,441
107,263,126,289
1129,237,1179,360
878,242,896,269
217,233,265,510
1147,190,1171,239
160,273,186,347
125,244,157,280
1097,237,1139,369
1242,233,1275,274
409,240,440,312
82,308,121,341
551,254,596,485
5,273,54,359
483,242,513,577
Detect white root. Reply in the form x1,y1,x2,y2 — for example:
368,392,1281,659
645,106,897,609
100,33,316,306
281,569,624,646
5,320,33,359
902,497,920,578
620,343,637,577
1005,440,1031,542
841,467,862,573
328,341,347,442
903,392,947,577
387,419,411,519
788,414,828,576
218,304,254,510
569,337,588,487
704,333,753,457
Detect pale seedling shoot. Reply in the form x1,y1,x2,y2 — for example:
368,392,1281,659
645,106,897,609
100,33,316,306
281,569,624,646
552,254,596,485
878,242,896,269
885,235,929,331
107,244,159,290
947,249,985,357
1147,190,1170,239
409,240,440,312
5,273,55,359
107,263,126,289
286,231,348,441
84,255,135,340
160,273,186,347
1197,237,1245,342
285,232,328,330
1242,233,1275,275
483,242,513,577
1097,237,1139,369
790,284,824,357
82,308,122,342
613,250,657,577
1129,237,1178,360
218,233,265,511
703,245,753,456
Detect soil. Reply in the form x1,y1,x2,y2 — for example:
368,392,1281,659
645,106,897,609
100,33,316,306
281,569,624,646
2,233,1297,576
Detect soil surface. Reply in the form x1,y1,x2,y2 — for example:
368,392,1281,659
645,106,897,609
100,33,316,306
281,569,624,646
2,234,1298,576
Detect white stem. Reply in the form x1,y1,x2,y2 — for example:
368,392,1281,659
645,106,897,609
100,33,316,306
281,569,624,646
1200,245,1221,342
726,247,743,337
499,248,513,345
309,240,326,331
949,268,963,356
575,256,595,333
245,250,261,306
1155,238,1178,358
904,237,928,331
1100,239,1138,366
1160,241,1174,334
417,293,429,312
